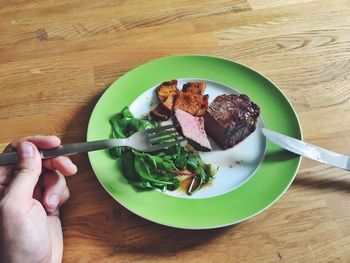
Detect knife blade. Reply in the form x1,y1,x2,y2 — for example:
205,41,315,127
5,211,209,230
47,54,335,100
261,128,350,171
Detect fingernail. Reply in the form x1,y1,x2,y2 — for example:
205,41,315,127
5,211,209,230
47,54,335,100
18,142,33,157
48,194,59,208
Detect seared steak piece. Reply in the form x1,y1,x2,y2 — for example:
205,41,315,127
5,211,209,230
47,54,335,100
174,109,212,151
204,94,260,149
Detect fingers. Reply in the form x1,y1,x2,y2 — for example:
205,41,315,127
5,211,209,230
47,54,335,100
28,135,61,149
6,142,42,199
43,157,77,176
0,184,6,198
6,135,61,151
1,136,75,208
0,135,61,185
40,170,70,215
4,135,76,176
33,184,43,202
0,166,12,185
0,146,16,186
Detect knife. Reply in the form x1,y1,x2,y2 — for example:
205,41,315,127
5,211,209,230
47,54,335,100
261,128,350,171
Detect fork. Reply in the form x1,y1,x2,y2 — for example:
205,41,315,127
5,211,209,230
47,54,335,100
0,124,186,166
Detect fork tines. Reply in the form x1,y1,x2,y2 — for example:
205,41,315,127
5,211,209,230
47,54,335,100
145,124,177,134
146,124,186,147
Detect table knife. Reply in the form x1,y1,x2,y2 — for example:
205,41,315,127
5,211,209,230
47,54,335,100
261,128,350,171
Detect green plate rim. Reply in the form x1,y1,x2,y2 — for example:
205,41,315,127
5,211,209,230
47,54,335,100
87,54,302,229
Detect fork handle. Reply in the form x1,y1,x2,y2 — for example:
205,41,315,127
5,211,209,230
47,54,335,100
0,138,128,166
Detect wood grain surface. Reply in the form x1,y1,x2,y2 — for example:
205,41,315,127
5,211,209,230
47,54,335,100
1,0,350,262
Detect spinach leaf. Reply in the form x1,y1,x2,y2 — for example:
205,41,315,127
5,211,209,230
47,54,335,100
109,106,155,158
120,150,138,181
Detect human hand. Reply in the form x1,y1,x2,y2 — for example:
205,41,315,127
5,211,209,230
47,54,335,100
0,136,77,263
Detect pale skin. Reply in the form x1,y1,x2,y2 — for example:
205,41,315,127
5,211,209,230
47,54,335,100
0,136,77,263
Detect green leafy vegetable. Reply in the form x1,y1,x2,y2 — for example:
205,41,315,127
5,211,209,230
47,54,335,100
110,106,216,195
109,106,155,158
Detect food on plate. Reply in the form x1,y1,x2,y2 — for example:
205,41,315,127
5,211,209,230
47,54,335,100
110,106,156,157
194,94,209,117
152,80,260,151
182,81,206,95
156,80,178,102
157,80,179,112
110,106,216,195
150,103,171,121
174,109,212,152
173,92,204,116
109,79,262,196
177,81,208,116
204,94,260,149
151,80,179,121
162,93,178,111
151,80,209,120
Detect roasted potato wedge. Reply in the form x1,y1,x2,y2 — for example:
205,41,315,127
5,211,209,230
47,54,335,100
194,94,209,117
174,92,202,116
182,81,206,95
162,93,178,111
152,80,209,119
157,80,178,102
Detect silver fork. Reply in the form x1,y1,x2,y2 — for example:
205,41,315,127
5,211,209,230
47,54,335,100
0,124,186,166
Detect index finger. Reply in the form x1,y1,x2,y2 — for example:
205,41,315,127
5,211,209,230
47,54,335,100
5,135,61,151
43,156,77,176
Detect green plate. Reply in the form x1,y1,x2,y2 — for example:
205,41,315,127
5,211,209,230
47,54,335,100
87,55,302,229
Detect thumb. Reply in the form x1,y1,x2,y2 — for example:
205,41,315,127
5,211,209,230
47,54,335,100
7,141,42,199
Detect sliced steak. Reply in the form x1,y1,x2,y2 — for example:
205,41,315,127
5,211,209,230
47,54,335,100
204,94,260,149
174,109,212,151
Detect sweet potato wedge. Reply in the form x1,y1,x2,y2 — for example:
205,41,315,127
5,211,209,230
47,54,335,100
162,93,178,111
182,81,206,95
157,80,178,102
174,92,202,116
194,94,209,117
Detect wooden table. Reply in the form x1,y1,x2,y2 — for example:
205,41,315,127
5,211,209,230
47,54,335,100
1,0,350,262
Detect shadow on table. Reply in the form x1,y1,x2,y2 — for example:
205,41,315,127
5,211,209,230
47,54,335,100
64,187,232,257
113,210,231,256
293,172,350,193
264,150,350,193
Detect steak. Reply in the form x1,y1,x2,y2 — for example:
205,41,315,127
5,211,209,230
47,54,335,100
204,94,260,149
174,109,212,151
